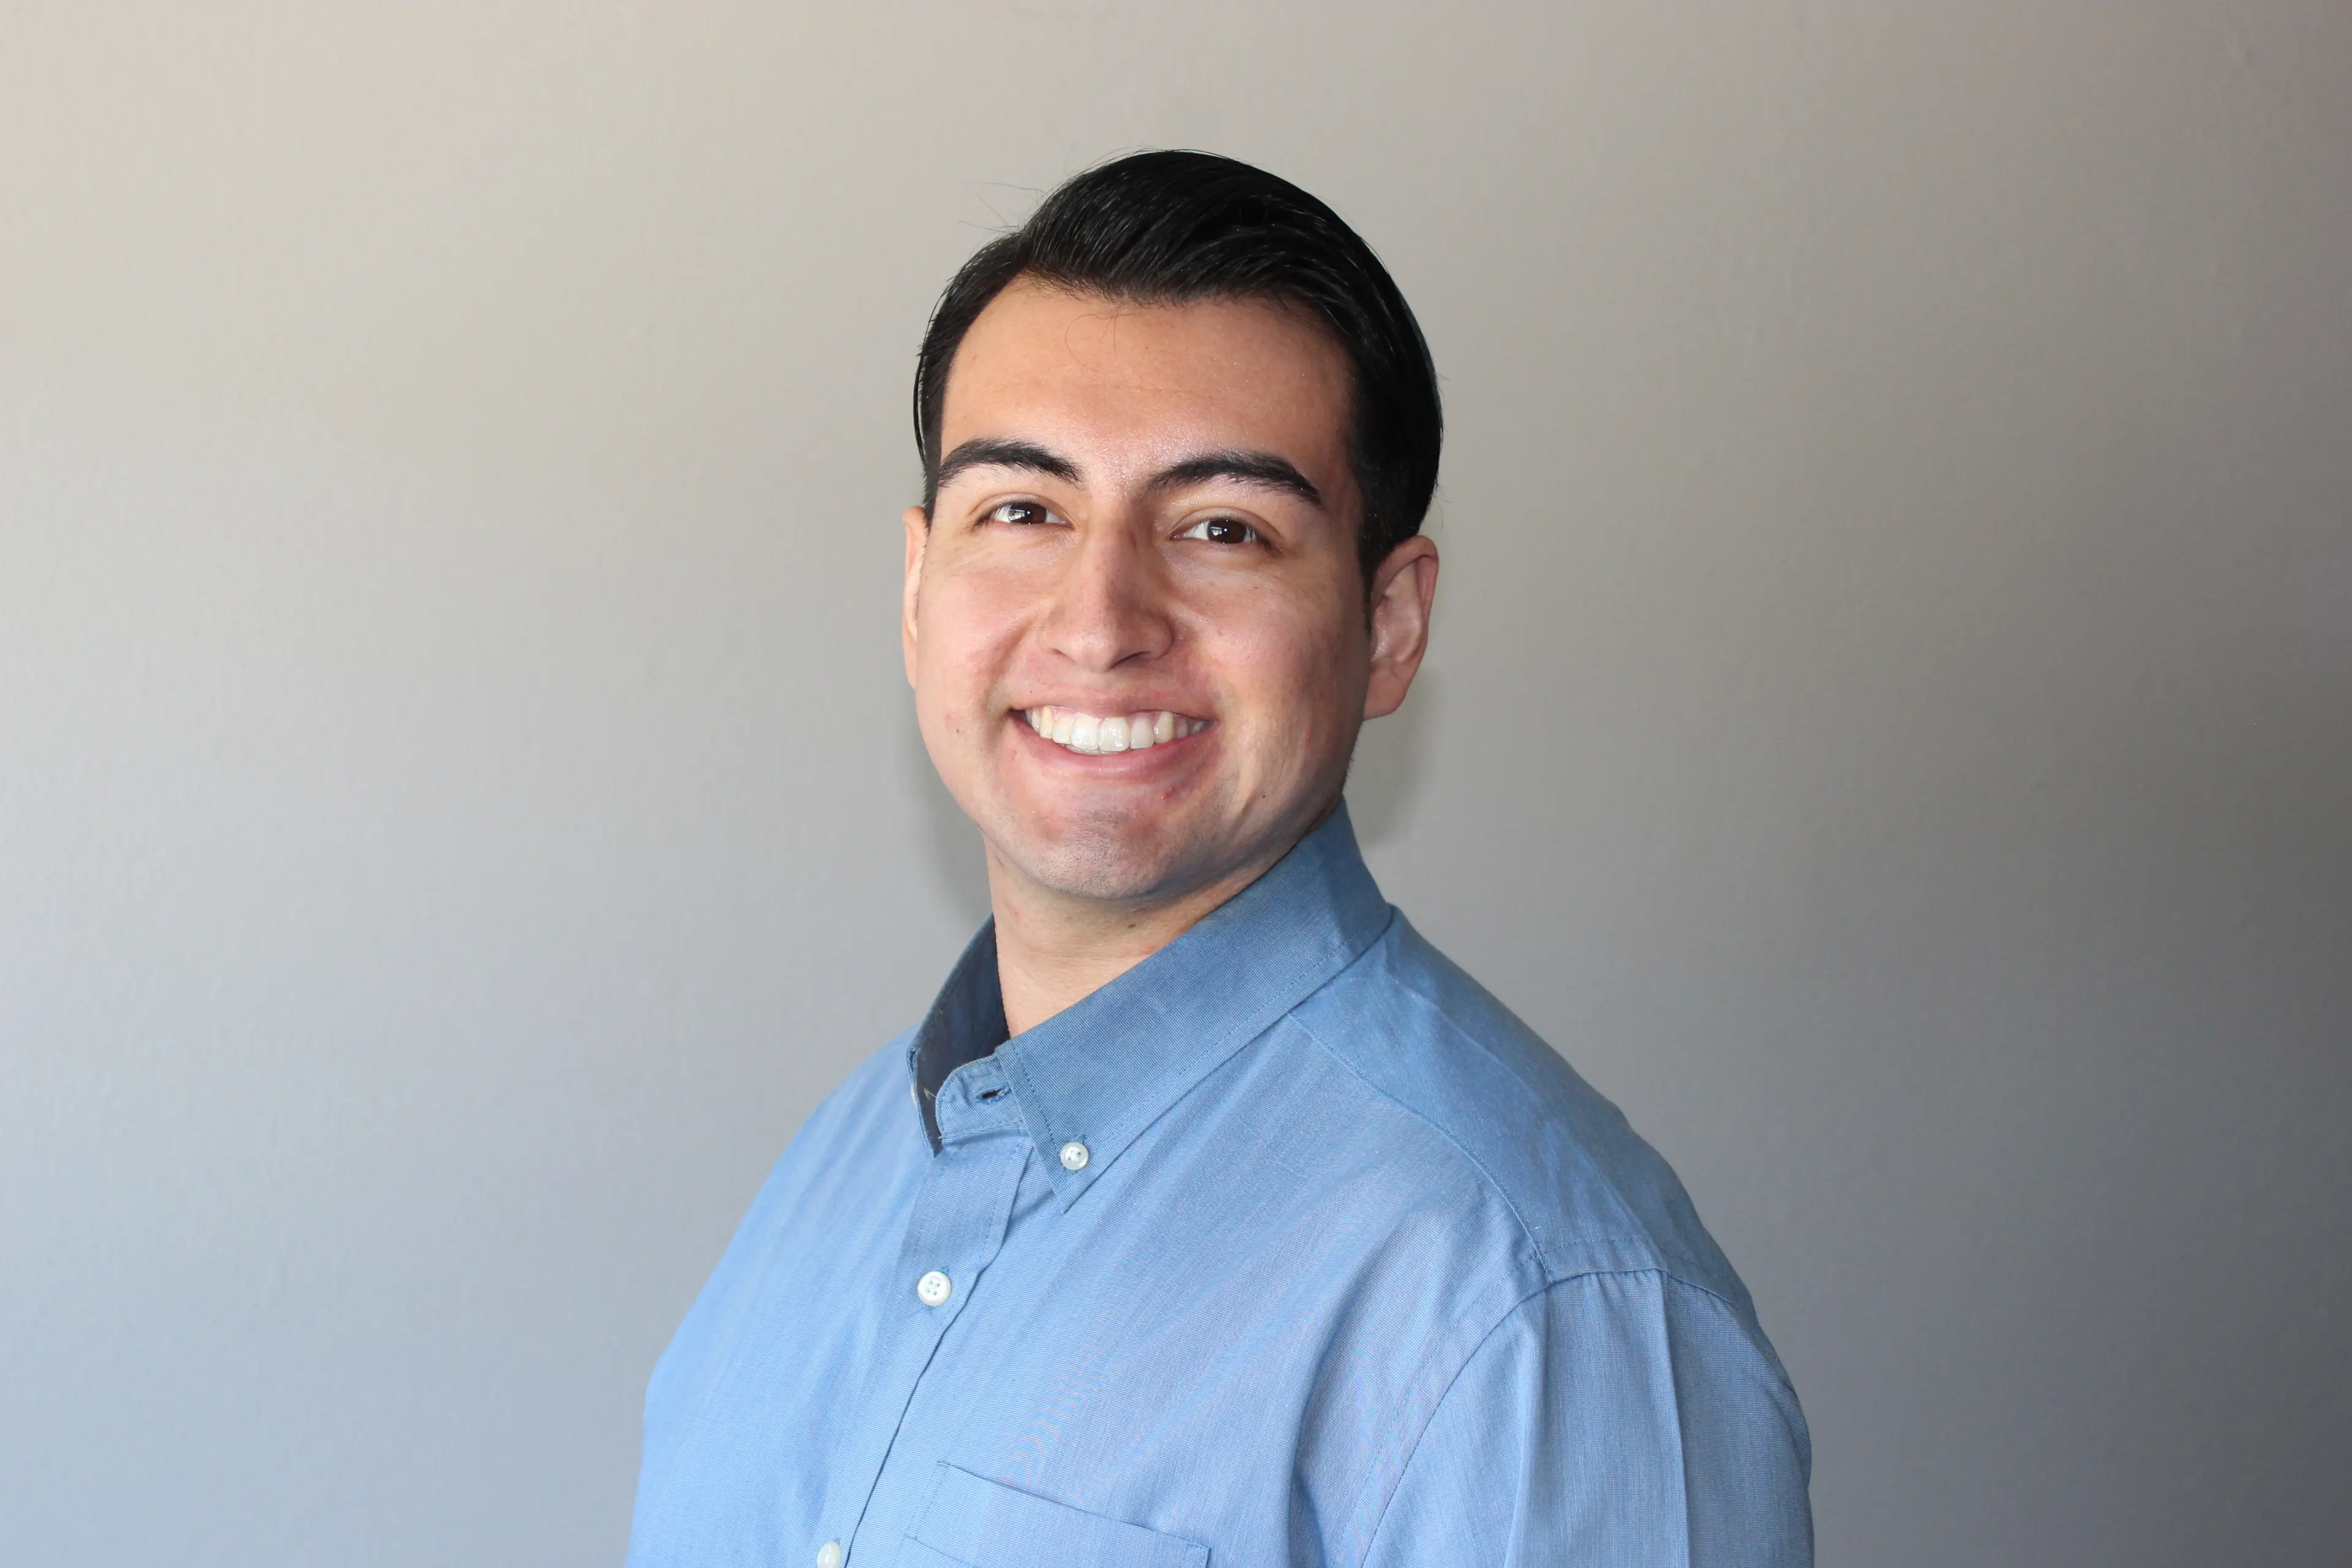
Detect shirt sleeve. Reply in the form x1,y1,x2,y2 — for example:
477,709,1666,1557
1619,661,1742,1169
1360,1268,1813,1568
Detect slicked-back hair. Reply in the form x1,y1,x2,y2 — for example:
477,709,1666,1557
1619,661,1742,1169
913,151,1442,582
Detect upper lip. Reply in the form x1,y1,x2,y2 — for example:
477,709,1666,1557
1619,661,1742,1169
1010,697,1208,719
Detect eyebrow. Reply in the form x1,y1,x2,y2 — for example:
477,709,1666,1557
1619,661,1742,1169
933,437,1081,492
1145,451,1325,510
932,439,1327,512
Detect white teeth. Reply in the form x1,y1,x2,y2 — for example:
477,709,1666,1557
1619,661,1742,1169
1022,706,1204,755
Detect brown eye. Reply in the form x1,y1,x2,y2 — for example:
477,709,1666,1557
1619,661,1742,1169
1177,517,1261,545
985,501,1059,526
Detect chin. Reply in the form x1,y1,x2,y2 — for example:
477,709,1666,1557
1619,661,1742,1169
1006,834,1187,903
992,805,1212,903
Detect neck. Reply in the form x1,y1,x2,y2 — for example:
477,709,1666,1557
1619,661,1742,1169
986,835,1307,1037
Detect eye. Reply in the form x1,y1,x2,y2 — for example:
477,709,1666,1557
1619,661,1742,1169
1175,516,1262,546
984,500,1062,527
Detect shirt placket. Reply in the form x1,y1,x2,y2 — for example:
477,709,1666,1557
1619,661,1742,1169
809,1058,1030,1568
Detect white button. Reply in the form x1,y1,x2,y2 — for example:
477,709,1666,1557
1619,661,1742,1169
1059,1140,1091,1172
816,1543,842,1568
916,1270,952,1307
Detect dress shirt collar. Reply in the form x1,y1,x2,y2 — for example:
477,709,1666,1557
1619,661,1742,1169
907,802,1393,1207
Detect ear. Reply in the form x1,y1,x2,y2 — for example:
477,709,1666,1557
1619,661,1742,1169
902,505,930,689
1362,534,1438,720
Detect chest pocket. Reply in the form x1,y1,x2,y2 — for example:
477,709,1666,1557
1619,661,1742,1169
899,1462,1210,1568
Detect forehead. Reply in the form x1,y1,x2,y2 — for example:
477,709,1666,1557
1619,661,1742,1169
939,281,1353,473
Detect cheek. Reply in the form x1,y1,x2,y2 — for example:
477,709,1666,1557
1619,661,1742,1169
1206,590,1363,742
916,571,1027,716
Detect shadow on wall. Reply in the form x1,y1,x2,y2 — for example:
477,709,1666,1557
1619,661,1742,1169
905,672,1442,930
1348,669,1440,851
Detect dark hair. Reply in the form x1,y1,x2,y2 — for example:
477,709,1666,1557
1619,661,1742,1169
913,150,1442,581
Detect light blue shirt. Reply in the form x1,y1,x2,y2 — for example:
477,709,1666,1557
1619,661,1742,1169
628,805,1811,1567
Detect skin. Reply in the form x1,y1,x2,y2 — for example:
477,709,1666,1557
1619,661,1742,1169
903,279,1438,1035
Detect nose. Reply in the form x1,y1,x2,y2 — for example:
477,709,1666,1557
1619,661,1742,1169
1038,517,1174,672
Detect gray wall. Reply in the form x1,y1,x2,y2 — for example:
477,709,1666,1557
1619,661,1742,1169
4,4,2346,1563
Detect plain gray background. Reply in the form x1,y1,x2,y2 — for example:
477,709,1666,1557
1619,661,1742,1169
4,3,2347,1564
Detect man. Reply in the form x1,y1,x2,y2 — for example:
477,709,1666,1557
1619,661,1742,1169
627,151,1811,1567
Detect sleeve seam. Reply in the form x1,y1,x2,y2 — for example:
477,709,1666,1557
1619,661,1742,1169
1354,1278,1556,1567
1355,1267,1738,1567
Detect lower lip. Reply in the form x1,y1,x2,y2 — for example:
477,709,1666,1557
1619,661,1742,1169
1011,714,1209,774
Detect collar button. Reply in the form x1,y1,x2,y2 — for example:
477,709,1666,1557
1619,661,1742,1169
1058,1140,1091,1172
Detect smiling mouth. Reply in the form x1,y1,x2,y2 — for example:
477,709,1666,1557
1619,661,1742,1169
1023,706,1210,756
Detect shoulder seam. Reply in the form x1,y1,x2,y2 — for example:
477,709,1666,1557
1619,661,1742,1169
1379,948,1660,1243
1286,1004,1558,1278
1289,955,1672,1287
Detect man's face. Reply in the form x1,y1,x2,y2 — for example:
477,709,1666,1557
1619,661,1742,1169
903,279,1433,907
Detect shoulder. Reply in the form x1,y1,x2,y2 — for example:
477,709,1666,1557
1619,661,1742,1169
798,1028,922,1146
736,1030,924,1227
1284,914,1755,1317
664,1034,920,1334
644,1033,922,1409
